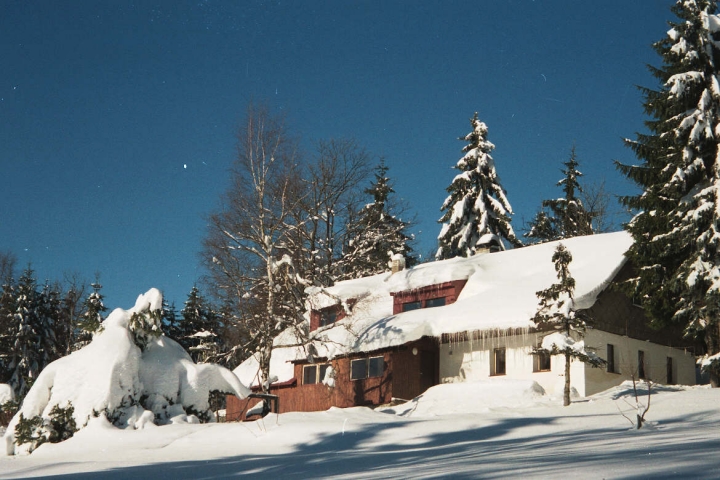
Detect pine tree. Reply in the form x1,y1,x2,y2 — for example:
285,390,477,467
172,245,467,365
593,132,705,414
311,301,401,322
437,113,521,260
179,286,221,363
615,0,720,375
8,267,43,398
74,283,106,350
340,160,415,279
0,281,16,384
531,244,606,406
526,146,593,243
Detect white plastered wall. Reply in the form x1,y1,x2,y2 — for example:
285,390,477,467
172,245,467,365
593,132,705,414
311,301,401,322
439,330,696,398
583,330,696,396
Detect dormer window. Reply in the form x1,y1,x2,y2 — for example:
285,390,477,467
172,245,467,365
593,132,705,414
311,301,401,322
310,304,348,332
391,280,467,315
402,301,422,312
320,309,338,327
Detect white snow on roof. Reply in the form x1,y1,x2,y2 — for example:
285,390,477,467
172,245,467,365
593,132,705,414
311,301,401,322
236,231,632,386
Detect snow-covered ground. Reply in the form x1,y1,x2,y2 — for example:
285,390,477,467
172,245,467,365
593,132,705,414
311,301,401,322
2,380,719,479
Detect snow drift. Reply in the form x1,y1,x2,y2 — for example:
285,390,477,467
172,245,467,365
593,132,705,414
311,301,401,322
4,288,250,456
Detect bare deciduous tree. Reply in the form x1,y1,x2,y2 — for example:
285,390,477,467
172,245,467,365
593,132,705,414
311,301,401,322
204,103,307,392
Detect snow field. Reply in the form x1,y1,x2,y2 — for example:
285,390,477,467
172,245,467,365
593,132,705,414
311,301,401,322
2,381,719,479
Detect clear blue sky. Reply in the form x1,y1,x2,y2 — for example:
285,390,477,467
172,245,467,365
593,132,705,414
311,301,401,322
1,0,674,310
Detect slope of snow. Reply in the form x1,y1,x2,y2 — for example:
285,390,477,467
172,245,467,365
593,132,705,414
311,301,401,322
3,289,250,456
1,381,719,478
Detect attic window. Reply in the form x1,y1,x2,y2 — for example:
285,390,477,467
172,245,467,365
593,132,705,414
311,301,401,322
402,301,422,312
402,297,446,312
425,297,446,308
320,309,338,327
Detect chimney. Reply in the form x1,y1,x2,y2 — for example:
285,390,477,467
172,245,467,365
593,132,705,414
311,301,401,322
389,252,406,274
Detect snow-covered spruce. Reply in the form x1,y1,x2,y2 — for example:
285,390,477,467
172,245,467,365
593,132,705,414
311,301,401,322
525,146,593,243
3,288,250,456
617,0,720,372
532,243,606,406
437,112,521,260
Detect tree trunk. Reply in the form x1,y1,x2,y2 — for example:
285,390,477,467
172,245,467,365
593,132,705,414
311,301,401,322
564,351,571,407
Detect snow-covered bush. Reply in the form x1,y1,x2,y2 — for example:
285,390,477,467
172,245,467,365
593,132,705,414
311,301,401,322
3,288,250,456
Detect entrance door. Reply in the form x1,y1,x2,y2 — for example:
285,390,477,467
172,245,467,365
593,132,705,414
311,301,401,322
419,349,439,393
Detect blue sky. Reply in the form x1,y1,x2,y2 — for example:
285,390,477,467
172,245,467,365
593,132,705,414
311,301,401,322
1,0,675,309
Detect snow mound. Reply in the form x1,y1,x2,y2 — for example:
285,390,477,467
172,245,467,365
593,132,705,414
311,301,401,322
3,288,251,456
0,384,14,405
382,379,547,417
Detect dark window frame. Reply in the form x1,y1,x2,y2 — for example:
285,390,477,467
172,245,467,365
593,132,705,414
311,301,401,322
303,364,329,385
638,350,646,379
350,356,385,380
402,301,422,312
320,309,338,327
492,348,506,376
534,350,551,372
607,344,617,374
402,296,447,312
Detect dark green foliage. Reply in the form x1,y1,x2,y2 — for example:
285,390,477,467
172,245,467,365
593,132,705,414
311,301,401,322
437,113,521,260
47,402,77,443
14,413,46,452
0,398,19,427
13,402,78,451
615,0,720,357
75,283,106,348
129,308,163,351
531,244,606,406
340,160,415,279
526,147,593,243
175,286,222,363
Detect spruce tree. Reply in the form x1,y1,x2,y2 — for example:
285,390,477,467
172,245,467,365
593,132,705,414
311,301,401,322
340,160,414,279
615,0,720,374
179,286,221,363
526,146,593,243
0,281,16,384
437,113,521,260
8,267,43,398
74,283,106,350
531,244,606,406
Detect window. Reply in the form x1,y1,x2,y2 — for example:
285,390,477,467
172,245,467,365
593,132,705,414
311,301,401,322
303,364,329,385
534,350,551,372
403,297,447,311
492,348,506,376
368,356,384,377
425,297,446,308
667,357,674,385
607,344,617,374
402,301,422,312
320,309,338,327
638,350,646,379
350,356,384,380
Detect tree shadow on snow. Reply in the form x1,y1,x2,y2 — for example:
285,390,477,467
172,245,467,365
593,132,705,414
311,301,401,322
16,409,720,479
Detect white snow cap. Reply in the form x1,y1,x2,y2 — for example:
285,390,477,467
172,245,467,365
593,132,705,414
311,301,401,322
4,288,251,456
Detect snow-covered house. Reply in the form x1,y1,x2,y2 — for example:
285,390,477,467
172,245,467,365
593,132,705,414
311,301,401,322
227,232,697,419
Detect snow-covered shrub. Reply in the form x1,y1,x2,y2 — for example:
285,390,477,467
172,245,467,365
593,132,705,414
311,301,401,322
3,288,251,456
12,402,78,453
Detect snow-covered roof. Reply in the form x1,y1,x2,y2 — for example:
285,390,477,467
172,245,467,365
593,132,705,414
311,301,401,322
235,231,632,387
